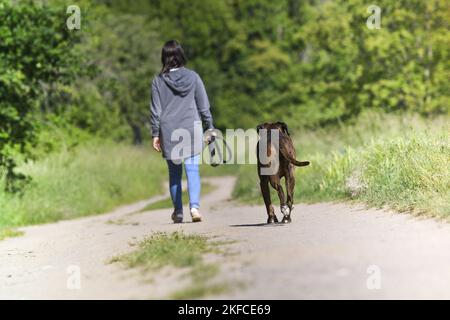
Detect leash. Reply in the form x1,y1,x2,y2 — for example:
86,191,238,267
204,130,232,167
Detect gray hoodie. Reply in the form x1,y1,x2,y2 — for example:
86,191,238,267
150,67,214,160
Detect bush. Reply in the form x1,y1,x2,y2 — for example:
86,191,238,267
0,0,83,185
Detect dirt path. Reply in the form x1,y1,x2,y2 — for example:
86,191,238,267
1,176,450,299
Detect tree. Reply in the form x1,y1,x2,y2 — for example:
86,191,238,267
76,9,161,144
0,0,83,189
287,0,450,126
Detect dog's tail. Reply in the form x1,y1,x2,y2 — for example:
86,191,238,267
280,146,310,167
291,159,310,167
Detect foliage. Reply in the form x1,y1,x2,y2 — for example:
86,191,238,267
73,7,161,143
0,0,448,226
0,0,83,188
286,0,450,126
233,112,450,218
2,0,449,185
131,0,449,129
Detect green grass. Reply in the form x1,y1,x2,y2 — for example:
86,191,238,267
234,111,450,218
110,232,221,269
0,138,237,233
0,228,24,241
0,143,166,229
141,182,215,211
110,232,219,270
106,218,139,226
110,231,232,299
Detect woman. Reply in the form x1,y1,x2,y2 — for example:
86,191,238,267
150,40,214,223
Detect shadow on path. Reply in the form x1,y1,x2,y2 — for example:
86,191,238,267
229,223,287,228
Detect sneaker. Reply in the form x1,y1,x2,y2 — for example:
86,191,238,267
171,211,183,224
190,208,202,223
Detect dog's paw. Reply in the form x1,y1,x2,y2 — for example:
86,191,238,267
281,216,292,224
267,216,278,224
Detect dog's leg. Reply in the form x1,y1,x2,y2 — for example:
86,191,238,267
283,174,295,223
270,180,288,223
260,179,277,224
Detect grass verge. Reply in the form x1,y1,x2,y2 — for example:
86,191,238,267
0,138,238,233
110,231,232,299
0,228,24,241
0,143,166,229
234,112,450,218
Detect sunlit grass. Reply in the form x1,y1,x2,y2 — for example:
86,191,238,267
110,231,232,299
0,228,24,241
0,139,238,229
0,143,166,228
234,111,450,218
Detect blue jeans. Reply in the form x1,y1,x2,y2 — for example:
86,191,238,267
166,154,201,214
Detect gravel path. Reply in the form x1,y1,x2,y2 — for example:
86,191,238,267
1,176,450,299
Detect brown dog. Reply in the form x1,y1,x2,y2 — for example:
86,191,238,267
256,122,310,224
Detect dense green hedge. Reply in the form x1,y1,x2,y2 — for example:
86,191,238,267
0,0,82,187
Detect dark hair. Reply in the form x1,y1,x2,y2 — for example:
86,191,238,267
160,40,187,74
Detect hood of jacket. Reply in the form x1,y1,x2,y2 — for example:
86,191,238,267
161,67,196,97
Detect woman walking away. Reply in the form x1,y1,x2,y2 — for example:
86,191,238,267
150,40,214,223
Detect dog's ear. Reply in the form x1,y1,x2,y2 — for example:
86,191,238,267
277,122,290,136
